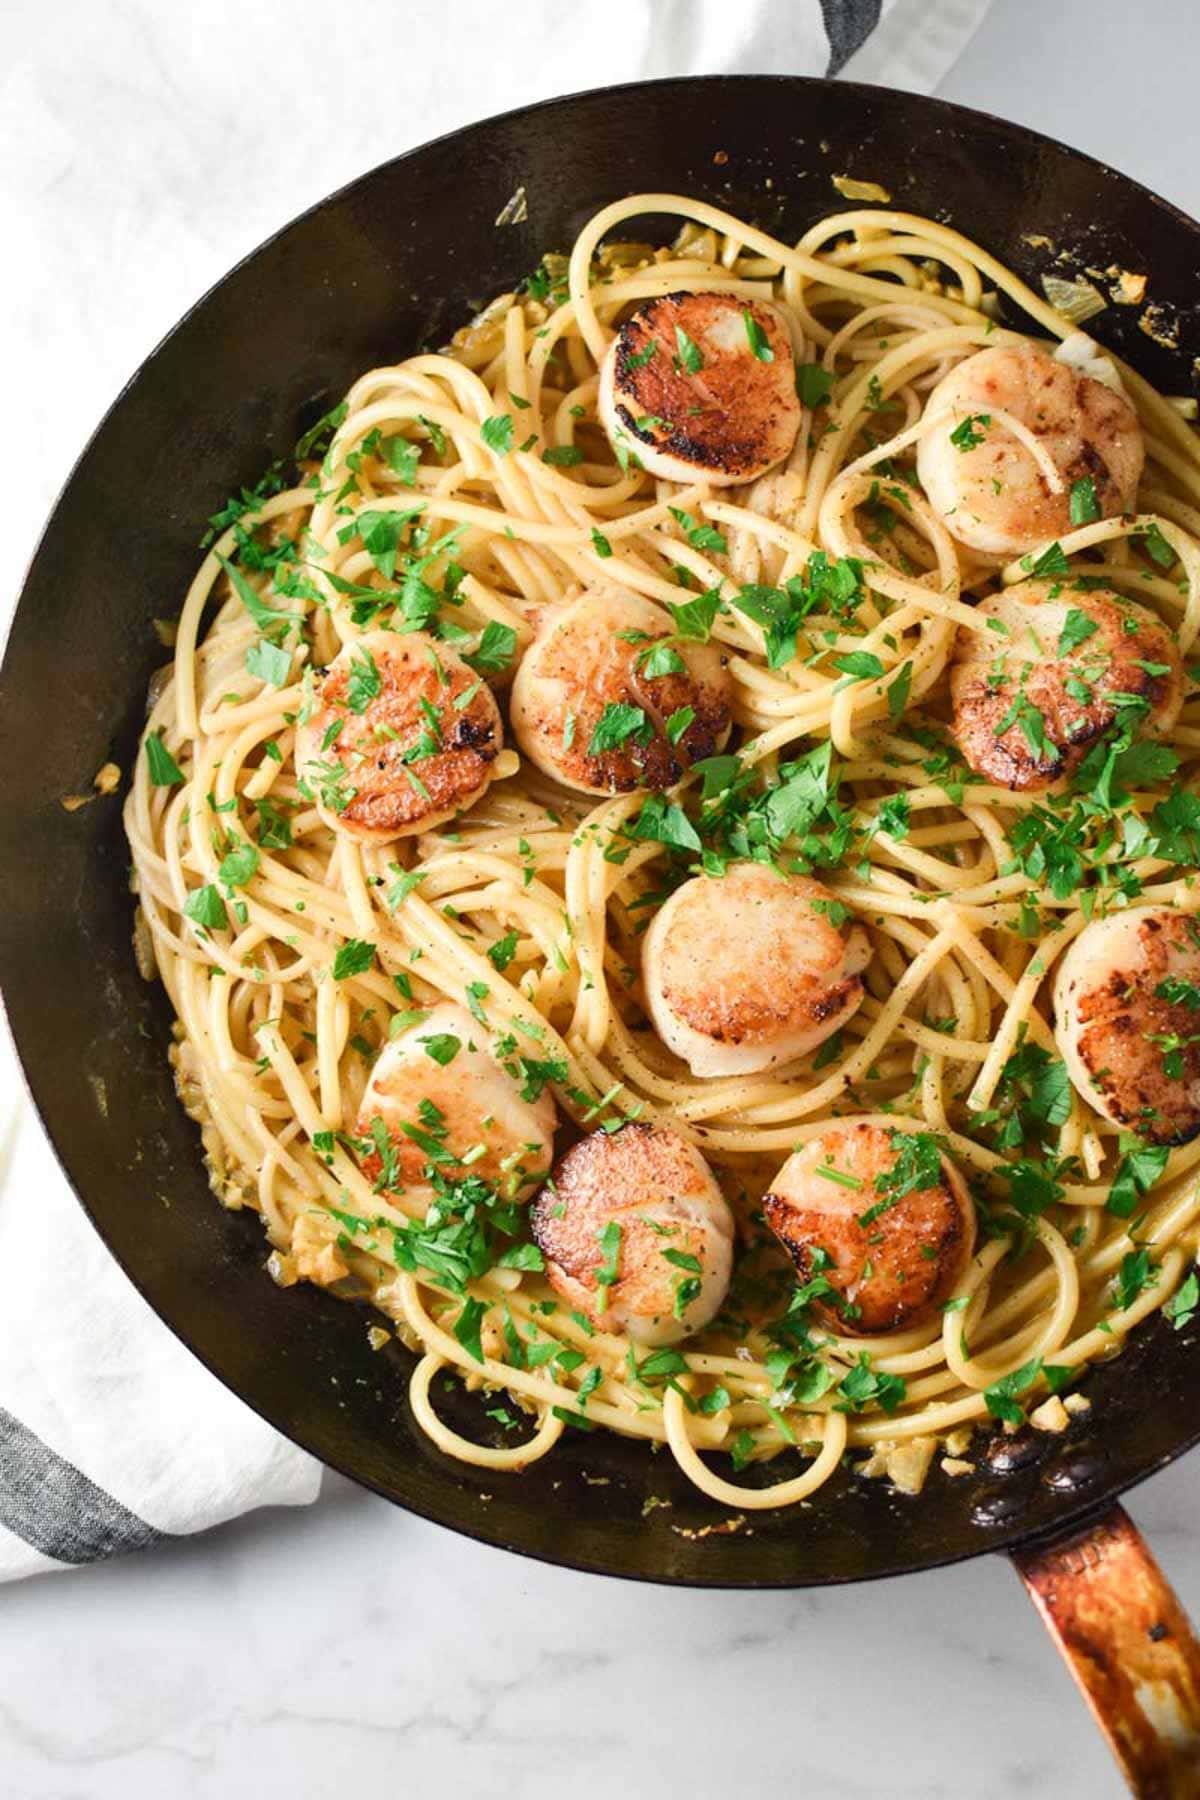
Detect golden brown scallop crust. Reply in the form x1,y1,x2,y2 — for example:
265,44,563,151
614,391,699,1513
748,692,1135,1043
513,589,732,793
762,1122,976,1335
950,581,1182,791
355,1057,539,1190
918,343,1144,554
967,346,1141,524
531,1122,721,1319
301,633,501,838
612,292,799,481
654,869,865,1046
1069,911,1200,1146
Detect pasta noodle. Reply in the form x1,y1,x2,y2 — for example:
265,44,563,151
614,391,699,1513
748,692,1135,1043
124,195,1200,1509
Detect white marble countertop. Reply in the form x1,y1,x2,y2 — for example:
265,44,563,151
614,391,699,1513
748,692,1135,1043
2,2,1199,1795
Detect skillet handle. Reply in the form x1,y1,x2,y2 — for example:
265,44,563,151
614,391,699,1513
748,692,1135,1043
1012,1503,1200,1797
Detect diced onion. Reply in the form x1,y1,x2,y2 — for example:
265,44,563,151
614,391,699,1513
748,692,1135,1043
1041,272,1108,324
833,174,892,204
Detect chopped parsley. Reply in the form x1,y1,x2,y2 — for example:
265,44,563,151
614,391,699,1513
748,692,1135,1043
145,732,184,787
1112,1246,1159,1313
588,702,648,756
1057,608,1100,655
858,1131,943,1226
480,415,514,457
743,310,774,362
949,412,991,451
983,1354,1045,1424
245,637,293,688
182,885,227,932
465,621,518,674
1069,475,1100,525
332,938,375,981
796,363,834,408
1107,1136,1169,1218
346,646,382,714
595,1219,622,1307
487,929,519,972
668,506,728,555
1165,1269,1199,1331
835,1353,906,1416
673,325,704,373
453,1295,488,1364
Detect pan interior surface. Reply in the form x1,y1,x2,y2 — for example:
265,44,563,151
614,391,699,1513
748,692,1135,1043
3,76,1199,1586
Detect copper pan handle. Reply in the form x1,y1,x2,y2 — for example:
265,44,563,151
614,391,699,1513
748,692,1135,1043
1012,1503,1200,1796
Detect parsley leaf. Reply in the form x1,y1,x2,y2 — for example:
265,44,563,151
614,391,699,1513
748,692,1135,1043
1113,1247,1159,1312
1025,541,1071,578
668,587,722,642
833,650,886,683
333,938,375,981
835,1353,906,1416
588,702,647,756
295,401,348,461
674,325,704,373
421,1032,462,1066
1057,609,1100,655
217,839,259,890
858,1130,943,1226
796,363,834,408
487,929,519,972
887,661,913,721
346,646,381,714
743,310,774,362
465,621,518,673
245,637,293,687
665,705,695,746
1149,790,1200,865
145,732,184,787
1156,976,1200,1009
949,413,991,451
1069,476,1100,525
1165,1269,1199,1331
638,643,687,679
216,553,303,637
668,506,728,556
454,1295,488,1364
182,885,227,931
1138,522,1175,568
254,797,292,851
595,1219,622,1306
984,1354,1044,1424
481,415,514,457
1107,1136,1169,1218
628,794,702,853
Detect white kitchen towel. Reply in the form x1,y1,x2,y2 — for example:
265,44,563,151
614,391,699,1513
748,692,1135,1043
0,1025,323,1582
0,0,992,1581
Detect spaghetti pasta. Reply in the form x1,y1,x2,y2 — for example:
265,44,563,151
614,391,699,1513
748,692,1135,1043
124,195,1200,1510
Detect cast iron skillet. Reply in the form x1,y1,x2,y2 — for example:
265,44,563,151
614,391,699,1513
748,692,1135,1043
3,75,1200,1784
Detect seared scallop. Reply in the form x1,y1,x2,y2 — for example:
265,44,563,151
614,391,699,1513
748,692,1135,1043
530,1122,734,1345
354,1001,555,1192
642,864,871,1077
295,629,502,842
916,342,1144,556
509,584,731,794
1055,907,1200,1147
598,291,801,486
950,579,1181,791
763,1121,975,1335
